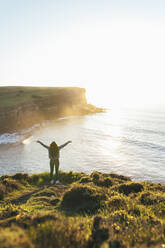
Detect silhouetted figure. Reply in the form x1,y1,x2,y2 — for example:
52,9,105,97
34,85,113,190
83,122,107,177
36,140,72,184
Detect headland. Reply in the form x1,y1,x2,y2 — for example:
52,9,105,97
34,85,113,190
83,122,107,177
0,86,103,134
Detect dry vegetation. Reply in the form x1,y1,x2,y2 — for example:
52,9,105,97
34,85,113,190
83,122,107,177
0,170,165,248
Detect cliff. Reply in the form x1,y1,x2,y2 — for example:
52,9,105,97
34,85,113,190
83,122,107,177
0,86,103,133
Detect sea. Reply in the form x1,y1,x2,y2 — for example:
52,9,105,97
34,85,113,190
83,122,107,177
0,107,165,184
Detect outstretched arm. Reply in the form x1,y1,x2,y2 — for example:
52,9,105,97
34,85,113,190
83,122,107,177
59,141,72,150
36,140,49,149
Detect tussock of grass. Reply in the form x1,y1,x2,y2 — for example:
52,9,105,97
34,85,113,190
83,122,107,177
11,173,30,186
0,204,19,220
0,226,34,248
0,177,23,200
91,171,113,187
0,170,165,248
0,183,6,200
139,191,165,205
107,173,131,181
79,176,92,184
29,173,51,186
94,177,113,187
59,171,85,184
118,182,144,195
2,178,22,190
12,173,30,181
29,217,90,248
87,215,110,248
12,213,57,229
108,196,127,210
60,185,107,214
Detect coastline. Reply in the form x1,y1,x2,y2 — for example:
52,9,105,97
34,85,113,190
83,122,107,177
0,107,104,145
0,86,104,134
0,170,165,247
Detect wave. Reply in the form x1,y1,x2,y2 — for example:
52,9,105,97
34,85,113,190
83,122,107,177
0,133,24,144
124,126,165,137
122,136,165,152
0,116,74,145
0,123,40,145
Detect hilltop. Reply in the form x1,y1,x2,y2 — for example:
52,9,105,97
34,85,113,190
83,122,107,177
0,170,165,248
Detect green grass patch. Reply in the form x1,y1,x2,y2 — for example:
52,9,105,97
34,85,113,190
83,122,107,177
0,86,85,111
0,170,165,247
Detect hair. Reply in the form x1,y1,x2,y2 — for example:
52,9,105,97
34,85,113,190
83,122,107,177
50,141,59,157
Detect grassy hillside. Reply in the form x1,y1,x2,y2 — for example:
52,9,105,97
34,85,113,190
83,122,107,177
0,86,86,111
0,171,165,248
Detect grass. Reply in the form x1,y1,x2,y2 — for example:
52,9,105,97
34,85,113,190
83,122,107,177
0,86,86,111
0,170,165,247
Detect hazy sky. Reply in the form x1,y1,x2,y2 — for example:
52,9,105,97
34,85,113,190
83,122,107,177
0,0,165,107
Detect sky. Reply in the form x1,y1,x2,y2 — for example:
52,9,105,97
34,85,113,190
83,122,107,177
0,0,165,108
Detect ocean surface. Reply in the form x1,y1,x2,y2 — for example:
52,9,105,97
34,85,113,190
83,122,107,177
0,107,165,184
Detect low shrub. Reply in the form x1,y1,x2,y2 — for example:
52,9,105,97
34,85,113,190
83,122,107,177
0,204,19,219
109,240,123,248
128,207,141,217
139,192,156,205
59,171,85,184
29,173,50,185
16,213,59,228
12,173,29,182
108,196,126,210
29,218,90,248
91,171,101,181
31,213,58,226
118,183,144,195
139,192,165,206
145,215,160,226
94,177,113,187
91,172,113,187
60,186,107,214
87,215,109,248
0,183,6,200
79,177,91,183
87,228,109,248
2,178,21,191
108,173,131,182
0,226,34,248
110,210,129,224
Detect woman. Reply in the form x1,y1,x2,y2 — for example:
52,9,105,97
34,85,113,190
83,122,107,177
36,140,72,184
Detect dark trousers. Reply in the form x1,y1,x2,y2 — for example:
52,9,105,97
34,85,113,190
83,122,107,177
50,159,59,180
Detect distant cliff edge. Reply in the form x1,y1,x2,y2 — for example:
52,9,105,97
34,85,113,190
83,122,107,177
0,86,103,134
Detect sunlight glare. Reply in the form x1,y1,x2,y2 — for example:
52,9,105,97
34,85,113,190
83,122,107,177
22,137,32,145
3,18,165,109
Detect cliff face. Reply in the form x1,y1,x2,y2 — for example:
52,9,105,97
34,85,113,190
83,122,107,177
0,87,101,134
